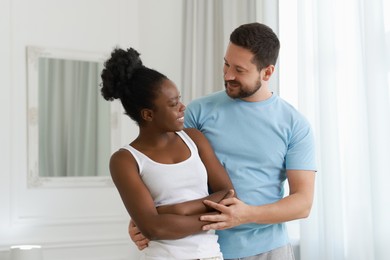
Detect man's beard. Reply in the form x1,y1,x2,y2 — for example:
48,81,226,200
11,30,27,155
224,79,262,99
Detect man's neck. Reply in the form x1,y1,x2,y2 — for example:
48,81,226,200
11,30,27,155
240,87,272,102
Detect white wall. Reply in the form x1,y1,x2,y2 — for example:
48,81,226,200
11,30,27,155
138,0,183,86
0,0,183,259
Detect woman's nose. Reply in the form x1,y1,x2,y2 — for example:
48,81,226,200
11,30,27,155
179,102,186,111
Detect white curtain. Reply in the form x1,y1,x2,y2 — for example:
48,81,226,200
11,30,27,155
181,0,260,103
38,58,110,177
292,0,390,259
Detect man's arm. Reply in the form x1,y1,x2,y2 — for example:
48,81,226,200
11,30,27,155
200,170,315,230
129,219,149,250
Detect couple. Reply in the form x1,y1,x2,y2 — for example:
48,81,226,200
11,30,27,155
100,22,316,260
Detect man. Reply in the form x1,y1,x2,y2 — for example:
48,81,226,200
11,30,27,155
130,22,316,260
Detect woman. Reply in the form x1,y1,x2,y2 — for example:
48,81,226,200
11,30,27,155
100,47,234,260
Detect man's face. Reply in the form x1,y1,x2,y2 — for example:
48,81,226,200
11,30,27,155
223,43,262,99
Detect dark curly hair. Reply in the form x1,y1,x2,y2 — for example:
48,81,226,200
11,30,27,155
230,22,280,71
100,47,167,125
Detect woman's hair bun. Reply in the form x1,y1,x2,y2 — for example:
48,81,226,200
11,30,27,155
100,47,143,101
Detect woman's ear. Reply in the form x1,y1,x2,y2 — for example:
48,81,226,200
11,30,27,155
141,108,153,122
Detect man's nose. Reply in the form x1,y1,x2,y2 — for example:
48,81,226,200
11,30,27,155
224,68,235,81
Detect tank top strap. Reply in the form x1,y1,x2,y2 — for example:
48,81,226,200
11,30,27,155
175,130,199,155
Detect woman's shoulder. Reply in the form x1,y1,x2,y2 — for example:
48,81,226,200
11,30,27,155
182,128,209,149
182,128,202,139
110,148,138,172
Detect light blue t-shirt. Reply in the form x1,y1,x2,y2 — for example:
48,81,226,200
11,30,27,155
184,91,316,259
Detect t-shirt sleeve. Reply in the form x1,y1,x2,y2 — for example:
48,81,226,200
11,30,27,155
184,102,200,129
285,117,317,171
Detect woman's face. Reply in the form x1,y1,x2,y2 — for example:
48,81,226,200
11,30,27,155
150,79,186,132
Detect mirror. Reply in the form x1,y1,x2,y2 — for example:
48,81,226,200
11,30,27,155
27,46,120,188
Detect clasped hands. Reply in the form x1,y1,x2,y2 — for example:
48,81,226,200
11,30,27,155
200,189,248,230
129,190,251,250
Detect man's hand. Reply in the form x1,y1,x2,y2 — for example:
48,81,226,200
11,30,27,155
129,219,149,250
220,189,235,201
200,197,250,230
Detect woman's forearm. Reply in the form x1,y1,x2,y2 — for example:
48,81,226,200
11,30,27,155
137,212,218,240
157,189,233,216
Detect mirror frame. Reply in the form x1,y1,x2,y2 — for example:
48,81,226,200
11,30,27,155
26,46,121,188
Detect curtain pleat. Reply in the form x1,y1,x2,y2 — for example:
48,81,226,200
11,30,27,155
181,0,259,104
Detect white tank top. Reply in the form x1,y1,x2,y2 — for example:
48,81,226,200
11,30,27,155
122,130,222,260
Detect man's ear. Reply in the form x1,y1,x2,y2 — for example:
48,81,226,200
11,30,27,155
262,65,275,81
141,108,153,122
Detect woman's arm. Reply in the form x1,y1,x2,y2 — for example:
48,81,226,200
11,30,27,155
157,189,234,215
110,149,214,240
186,128,234,194
156,128,235,216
